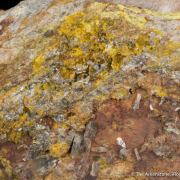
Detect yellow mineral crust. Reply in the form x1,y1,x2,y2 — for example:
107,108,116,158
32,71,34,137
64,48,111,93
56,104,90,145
0,2,179,143
49,142,69,157
29,2,180,82
0,113,34,143
0,157,13,179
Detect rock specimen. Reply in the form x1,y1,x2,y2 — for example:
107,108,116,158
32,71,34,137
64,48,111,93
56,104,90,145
0,0,179,179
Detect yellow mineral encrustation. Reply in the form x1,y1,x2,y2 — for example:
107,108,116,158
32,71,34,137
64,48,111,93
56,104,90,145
0,1,179,179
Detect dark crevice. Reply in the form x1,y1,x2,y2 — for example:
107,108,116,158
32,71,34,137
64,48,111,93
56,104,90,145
0,0,23,10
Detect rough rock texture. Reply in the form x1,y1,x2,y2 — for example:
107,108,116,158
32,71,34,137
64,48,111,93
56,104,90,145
103,0,180,13
0,0,180,179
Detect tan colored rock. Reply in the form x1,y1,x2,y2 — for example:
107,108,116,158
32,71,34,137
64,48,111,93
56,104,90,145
109,0,180,12
0,0,179,179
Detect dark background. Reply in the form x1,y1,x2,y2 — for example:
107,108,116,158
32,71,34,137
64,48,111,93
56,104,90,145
0,0,23,10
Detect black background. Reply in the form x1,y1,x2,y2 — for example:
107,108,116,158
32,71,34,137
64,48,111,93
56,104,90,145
0,0,23,10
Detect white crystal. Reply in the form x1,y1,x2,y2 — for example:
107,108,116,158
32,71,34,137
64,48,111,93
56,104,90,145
116,137,126,148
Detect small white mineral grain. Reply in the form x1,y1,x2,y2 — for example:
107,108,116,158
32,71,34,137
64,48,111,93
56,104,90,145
150,104,154,111
134,148,141,161
116,137,126,148
133,93,142,110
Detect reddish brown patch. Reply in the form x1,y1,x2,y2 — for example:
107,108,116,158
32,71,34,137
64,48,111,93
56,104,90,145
93,97,161,150
0,61,33,89
0,137,31,165
89,94,180,177
0,17,13,35
37,117,54,129
134,151,180,180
